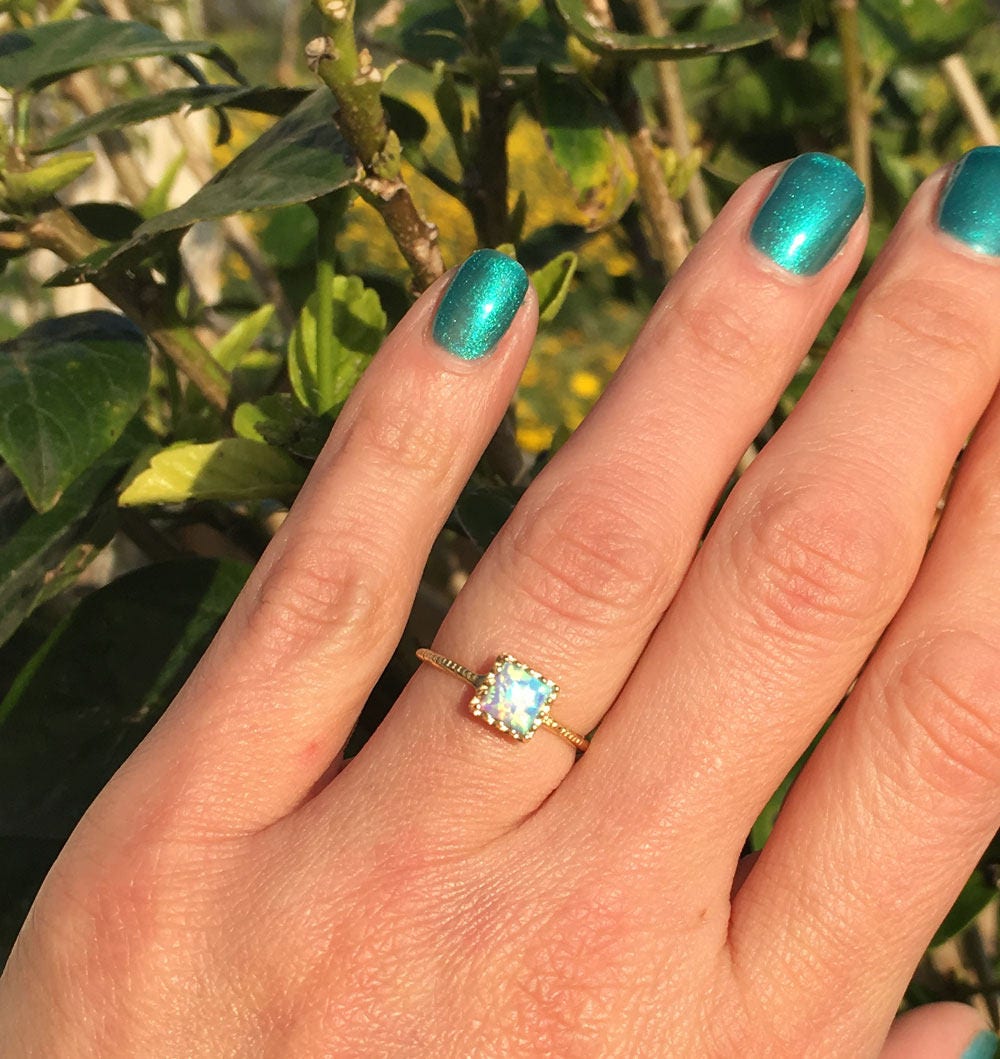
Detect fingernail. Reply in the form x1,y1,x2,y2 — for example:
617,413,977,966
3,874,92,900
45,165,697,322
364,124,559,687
937,146,1000,257
432,249,529,360
961,1030,999,1059
750,152,866,276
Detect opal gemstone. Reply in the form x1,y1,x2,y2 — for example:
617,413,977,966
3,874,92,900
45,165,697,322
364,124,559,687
474,657,555,738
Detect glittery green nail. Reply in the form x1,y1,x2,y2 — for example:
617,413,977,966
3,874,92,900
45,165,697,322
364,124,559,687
750,153,866,276
960,1030,999,1059
432,249,529,360
938,146,1000,257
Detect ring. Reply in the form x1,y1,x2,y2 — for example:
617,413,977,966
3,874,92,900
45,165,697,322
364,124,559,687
415,649,590,752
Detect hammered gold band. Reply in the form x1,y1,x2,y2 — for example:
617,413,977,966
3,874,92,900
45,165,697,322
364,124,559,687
416,649,589,752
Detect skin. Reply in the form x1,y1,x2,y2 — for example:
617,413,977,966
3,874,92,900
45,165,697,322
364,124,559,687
1,159,999,1057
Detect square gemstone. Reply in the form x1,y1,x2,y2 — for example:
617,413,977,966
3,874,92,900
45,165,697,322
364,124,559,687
470,655,558,740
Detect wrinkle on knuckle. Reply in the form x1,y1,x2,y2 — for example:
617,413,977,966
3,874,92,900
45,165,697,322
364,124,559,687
728,481,899,648
337,379,461,490
882,629,1000,797
247,543,394,661
669,282,771,381
867,277,994,387
496,480,668,631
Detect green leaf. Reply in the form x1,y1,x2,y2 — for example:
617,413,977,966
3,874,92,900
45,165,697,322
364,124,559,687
0,312,149,513
289,274,387,416
860,0,991,66
751,720,831,850
37,85,313,155
548,0,775,58
930,870,997,947
82,88,356,281
233,394,331,461
535,64,635,229
454,482,524,552
210,304,276,371
0,424,149,648
119,439,306,506
532,251,578,322
0,558,249,954
69,201,144,242
0,16,241,92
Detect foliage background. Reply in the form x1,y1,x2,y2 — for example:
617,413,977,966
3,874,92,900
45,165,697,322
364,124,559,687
1,0,999,1024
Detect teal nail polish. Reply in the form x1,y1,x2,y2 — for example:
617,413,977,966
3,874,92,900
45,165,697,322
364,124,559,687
961,1030,999,1059
938,146,1000,257
432,249,529,360
750,152,866,276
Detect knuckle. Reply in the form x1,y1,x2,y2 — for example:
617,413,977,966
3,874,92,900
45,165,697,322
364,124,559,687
495,479,668,631
729,481,899,647
866,277,993,386
883,629,1000,795
248,542,394,660
337,378,460,489
669,282,769,379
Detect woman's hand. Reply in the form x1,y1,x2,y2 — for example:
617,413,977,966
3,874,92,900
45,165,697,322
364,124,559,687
2,149,1000,1059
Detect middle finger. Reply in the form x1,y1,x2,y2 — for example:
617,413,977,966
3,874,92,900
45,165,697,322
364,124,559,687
321,154,868,841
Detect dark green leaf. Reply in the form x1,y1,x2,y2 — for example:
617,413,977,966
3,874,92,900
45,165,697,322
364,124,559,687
0,16,241,92
83,88,355,280
0,424,148,648
0,557,247,836
37,85,313,154
860,0,991,65
548,0,775,58
930,870,997,947
454,483,524,552
0,312,149,512
68,201,144,242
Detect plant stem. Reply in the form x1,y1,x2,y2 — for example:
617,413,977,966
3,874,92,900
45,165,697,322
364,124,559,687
26,203,232,412
312,193,347,411
632,0,714,237
833,0,871,193
940,54,999,146
614,76,691,275
469,80,512,246
309,0,443,291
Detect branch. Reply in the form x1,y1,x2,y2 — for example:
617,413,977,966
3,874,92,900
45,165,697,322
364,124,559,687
583,1,690,276
632,0,713,237
308,0,444,291
25,203,231,412
833,0,871,193
940,53,999,146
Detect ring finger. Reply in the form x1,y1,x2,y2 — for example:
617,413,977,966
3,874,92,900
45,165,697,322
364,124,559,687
321,154,869,841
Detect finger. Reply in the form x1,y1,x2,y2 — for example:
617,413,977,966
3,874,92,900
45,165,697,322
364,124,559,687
553,151,1000,902
728,159,1000,1043
107,251,537,833
317,154,868,843
880,1005,997,1059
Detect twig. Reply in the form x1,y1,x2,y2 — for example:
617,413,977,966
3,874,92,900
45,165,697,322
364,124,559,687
308,0,443,291
615,77,690,275
632,0,713,237
469,80,512,246
940,54,999,146
833,0,871,193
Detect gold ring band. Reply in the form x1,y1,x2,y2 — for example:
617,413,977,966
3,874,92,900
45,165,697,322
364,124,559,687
416,649,589,752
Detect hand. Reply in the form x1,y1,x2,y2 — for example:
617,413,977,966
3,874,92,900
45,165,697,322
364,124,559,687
2,149,1000,1059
